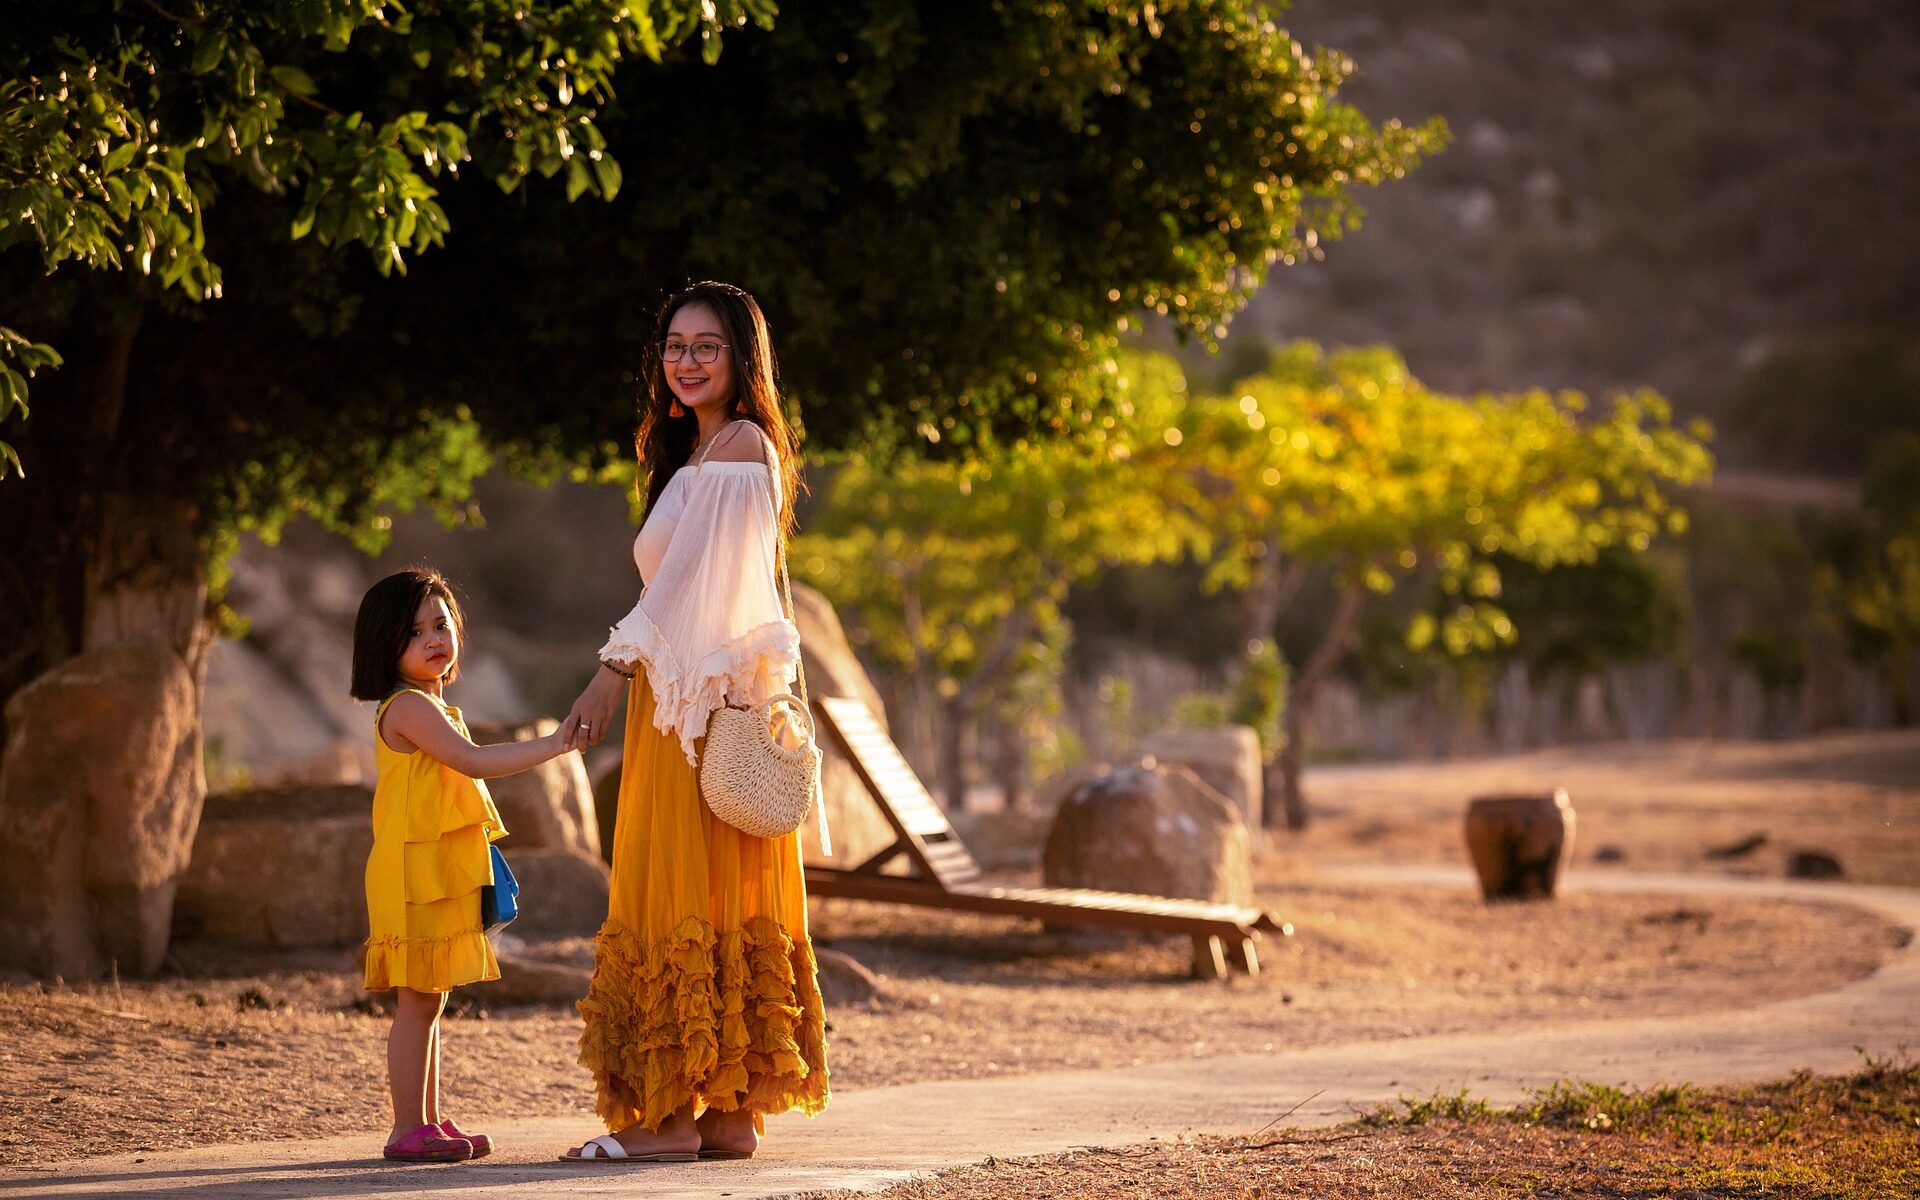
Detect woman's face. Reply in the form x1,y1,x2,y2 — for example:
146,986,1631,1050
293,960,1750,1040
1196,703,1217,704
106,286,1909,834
397,592,458,689
663,302,735,416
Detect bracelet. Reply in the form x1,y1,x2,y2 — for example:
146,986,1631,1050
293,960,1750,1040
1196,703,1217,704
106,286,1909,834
599,659,636,680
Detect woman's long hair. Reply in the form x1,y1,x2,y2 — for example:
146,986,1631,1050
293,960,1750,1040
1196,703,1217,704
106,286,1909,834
635,281,803,545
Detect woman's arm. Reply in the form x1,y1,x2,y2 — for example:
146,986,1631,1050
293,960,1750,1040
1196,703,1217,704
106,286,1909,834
382,692,571,777
561,662,629,749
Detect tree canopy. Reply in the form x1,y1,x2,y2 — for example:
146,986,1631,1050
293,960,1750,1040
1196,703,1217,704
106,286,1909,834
796,343,1712,814
0,0,775,473
1,1,1441,711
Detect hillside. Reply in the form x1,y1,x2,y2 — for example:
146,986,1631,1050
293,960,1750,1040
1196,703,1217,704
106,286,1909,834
1205,0,1920,475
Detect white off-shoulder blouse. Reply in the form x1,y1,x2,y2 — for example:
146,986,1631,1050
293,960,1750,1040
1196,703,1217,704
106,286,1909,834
598,433,799,767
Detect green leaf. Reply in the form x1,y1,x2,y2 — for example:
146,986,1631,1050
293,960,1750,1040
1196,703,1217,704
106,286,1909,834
591,155,622,200
103,141,138,173
0,441,22,480
189,32,228,76
564,157,592,201
269,65,319,97
0,367,23,417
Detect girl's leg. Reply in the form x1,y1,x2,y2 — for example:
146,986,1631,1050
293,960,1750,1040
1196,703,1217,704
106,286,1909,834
424,990,448,1125
387,988,440,1142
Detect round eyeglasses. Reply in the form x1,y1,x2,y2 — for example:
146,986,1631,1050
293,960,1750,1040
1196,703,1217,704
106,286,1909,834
660,339,728,364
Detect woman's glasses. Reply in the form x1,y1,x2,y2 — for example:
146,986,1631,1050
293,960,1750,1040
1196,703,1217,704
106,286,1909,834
660,339,728,364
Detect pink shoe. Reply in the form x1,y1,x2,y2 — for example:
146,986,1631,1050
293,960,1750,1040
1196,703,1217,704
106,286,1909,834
439,1118,492,1159
383,1123,473,1162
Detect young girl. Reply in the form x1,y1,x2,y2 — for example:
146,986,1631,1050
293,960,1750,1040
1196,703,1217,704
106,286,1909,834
350,567,574,1163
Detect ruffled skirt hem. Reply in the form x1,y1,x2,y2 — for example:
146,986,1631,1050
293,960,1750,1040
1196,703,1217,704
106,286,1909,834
576,912,829,1131
363,928,499,993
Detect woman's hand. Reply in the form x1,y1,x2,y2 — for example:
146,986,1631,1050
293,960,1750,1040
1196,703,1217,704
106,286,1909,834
563,665,628,750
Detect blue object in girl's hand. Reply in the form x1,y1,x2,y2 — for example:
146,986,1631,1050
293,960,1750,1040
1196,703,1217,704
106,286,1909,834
481,844,519,934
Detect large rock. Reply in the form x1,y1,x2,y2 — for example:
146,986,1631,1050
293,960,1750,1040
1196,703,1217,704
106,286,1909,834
791,583,898,868
1042,764,1255,907
591,762,621,866
469,719,600,861
175,785,373,948
791,583,888,731
488,952,592,1007
178,787,608,946
202,639,365,787
0,644,202,979
949,808,1056,869
504,847,611,938
1137,726,1264,830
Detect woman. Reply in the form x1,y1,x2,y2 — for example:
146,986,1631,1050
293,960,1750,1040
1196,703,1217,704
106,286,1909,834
559,281,828,1162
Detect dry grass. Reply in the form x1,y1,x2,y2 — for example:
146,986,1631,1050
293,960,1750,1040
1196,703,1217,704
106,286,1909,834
790,1058,1920,1199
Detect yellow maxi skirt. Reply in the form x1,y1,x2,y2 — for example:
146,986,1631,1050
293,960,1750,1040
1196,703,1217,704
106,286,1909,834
576,674,830,1132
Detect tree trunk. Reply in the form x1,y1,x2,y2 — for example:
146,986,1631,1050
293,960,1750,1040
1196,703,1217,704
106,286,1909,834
0,288,210,720
939,605,1039,811
1271,582,1369,831
0,295,155,706
0,291,216,978
1239,543,1306,649
938,691,971,812
991,700,1031,812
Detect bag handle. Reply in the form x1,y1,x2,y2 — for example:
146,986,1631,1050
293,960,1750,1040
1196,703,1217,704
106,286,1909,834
771,478,830,856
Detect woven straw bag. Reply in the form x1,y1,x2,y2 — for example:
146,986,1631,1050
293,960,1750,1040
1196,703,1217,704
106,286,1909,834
696,455,824,842
700,689,820,840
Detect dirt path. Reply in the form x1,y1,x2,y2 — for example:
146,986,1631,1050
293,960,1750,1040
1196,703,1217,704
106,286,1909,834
5,871,1914,1200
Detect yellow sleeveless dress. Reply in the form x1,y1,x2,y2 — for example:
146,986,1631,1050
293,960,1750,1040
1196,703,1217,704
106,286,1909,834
363,689,507,993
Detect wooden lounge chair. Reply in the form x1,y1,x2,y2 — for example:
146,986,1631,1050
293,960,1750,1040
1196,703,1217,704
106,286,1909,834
805,695,1289,979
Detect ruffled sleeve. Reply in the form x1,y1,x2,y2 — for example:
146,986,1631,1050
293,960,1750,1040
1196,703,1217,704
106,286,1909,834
599,460,799,766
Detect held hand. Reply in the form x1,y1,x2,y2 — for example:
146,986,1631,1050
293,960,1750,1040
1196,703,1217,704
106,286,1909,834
563,665,626,750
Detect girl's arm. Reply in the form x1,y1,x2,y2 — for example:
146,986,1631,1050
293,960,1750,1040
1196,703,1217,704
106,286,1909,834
381,692,570,778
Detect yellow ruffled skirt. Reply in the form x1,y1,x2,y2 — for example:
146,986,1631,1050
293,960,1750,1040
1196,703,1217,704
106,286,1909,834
576,675,829,1131
362,816,502,993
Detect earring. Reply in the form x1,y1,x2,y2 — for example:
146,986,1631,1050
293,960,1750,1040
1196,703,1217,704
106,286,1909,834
670,399,686,418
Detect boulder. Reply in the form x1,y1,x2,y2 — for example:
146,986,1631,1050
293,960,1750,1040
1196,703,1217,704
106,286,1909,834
814,947,887,1007
202,638,366,787
0,643,201,979
1137,727,1264,830
949,808,1056,869
175,785,373,948
1041,764,1255,908
792,582,898,868
1463,790,1577,901
488,953,592,1006
503,847,611,938
591,762,621,866
791,583,888,731
469,719,600,861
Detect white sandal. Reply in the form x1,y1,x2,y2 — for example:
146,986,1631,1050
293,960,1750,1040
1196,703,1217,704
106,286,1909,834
558,1133,698,1164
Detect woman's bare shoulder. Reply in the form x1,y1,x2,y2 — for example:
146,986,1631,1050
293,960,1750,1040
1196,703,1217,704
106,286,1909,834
703,420,778,467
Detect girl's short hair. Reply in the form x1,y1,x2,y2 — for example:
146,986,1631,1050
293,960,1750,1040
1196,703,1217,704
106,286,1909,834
350,568,465,700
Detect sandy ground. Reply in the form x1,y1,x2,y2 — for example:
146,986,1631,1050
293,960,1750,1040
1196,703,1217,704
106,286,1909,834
1286,729,1920,887
2,732,1914,1169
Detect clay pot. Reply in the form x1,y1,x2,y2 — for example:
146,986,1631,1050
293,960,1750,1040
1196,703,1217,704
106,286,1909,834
1464,790,1576,901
